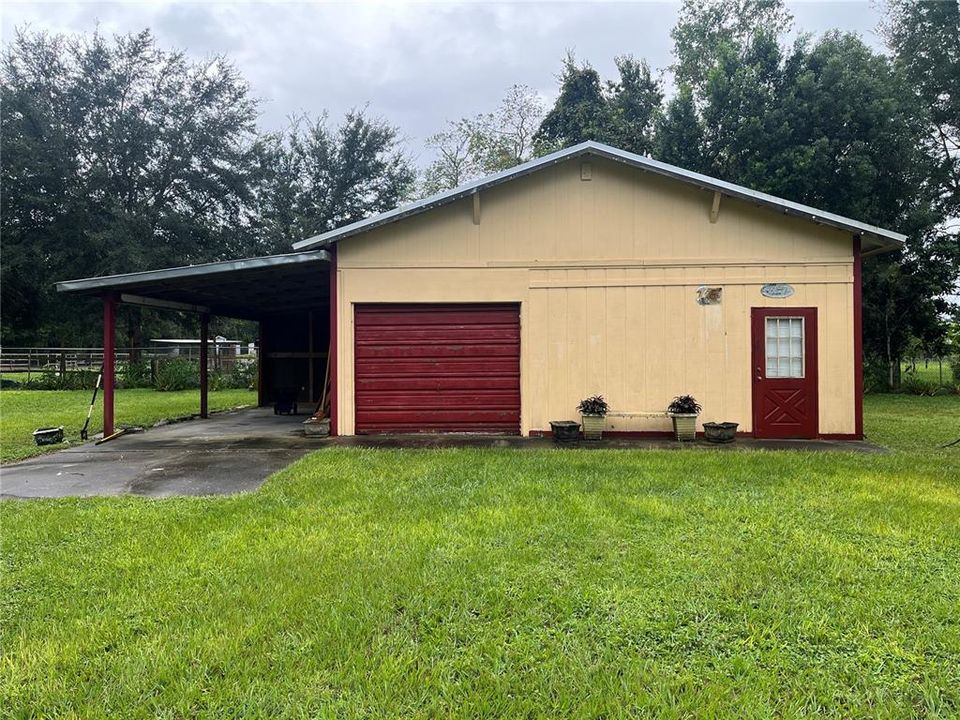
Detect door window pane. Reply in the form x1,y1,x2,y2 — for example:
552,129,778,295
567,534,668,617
764,317,804,378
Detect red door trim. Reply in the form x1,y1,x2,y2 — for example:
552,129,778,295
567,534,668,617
328,248,338,436
751,307,819,439
853,235,864,439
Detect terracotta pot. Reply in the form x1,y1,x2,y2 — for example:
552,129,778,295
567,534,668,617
580,414,605,441
670,413,698,442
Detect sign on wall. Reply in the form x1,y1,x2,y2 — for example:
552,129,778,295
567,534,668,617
761,283,795,299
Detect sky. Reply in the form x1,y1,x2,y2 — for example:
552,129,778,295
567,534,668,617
2,1,888,166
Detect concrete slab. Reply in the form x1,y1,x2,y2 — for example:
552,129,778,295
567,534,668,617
318,434,886,453
1,408,320,499
2,411,884,500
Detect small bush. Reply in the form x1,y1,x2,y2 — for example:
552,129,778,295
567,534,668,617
23,369,100,391
899,375,939,397
120,361,153,389
863,357,892,394
153,359,199,392
210,361,257,391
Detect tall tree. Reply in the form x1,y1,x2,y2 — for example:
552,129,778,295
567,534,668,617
422,118,482,196
254,110,415,252
534,54,610,152
670,0,792,91
535,53,664,155
1,28,261,345
421,85,545,194
883,0,960,222
605,56,663,156
664,0,956,384
653,84,709,173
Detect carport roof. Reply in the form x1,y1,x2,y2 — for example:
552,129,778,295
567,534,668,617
56,250,331,320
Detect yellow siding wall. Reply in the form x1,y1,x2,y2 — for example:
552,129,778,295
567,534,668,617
335,156,856,436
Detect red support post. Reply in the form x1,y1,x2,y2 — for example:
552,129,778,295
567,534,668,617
256,321,264,408
853,235,864,439
200,313,209,419
102,294,116,437
328,248,338,436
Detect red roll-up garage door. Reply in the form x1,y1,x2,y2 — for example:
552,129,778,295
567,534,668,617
354,303,521,434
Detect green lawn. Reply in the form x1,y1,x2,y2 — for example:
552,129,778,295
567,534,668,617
1,396,958,717
0,388,256,463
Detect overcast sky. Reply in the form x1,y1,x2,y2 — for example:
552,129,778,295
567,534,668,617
2,1,887,166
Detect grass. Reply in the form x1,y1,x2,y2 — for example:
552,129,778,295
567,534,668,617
901,360,956,386
0,388,256,463
1,395,958,717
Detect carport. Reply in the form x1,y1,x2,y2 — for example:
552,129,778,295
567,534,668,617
56,249,337,437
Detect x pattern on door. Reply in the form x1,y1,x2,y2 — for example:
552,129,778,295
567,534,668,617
760,388,810,429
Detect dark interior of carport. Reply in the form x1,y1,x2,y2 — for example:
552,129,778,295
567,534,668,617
56,251,333,437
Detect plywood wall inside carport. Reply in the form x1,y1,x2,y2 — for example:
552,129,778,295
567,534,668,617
334,155,856,435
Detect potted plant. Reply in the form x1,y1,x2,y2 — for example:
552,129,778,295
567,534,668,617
577,395,609,440
667,395,701,442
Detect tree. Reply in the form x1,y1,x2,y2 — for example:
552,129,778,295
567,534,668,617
473,84,546,172
653,84,709,173
421,85,545,194
535,53,664,156
883,0,960,222
670,0,792,91
1,28,261,345
605,56,663,156
664,0,958,385
534,53,610,152
254,110,415,251
422,118,482,196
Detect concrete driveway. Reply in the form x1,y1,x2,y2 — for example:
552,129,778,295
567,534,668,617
1,408,318,499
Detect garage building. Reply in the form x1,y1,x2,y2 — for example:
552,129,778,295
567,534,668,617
59,141,905,440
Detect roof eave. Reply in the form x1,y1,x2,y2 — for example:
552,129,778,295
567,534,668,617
56,250,331,295
291,140,906,252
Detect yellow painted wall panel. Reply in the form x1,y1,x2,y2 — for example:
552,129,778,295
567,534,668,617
336,154,857,436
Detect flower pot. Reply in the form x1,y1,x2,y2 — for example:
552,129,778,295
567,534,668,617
549,420,580,444
670,413,698,442
580,414,605,441
302,417,330,437
33,426,64,446
703,421,738,444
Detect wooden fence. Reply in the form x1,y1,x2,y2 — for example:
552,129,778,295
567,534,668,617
0,346,256,379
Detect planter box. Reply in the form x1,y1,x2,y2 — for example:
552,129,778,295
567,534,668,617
33,426,64,446
703,421,738,444
303,418,330,437
580,414,605,441
670,414,698,442
549,420,580,444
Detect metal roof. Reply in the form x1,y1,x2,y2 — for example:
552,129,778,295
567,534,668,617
292,141,906,254
57,250,331,319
